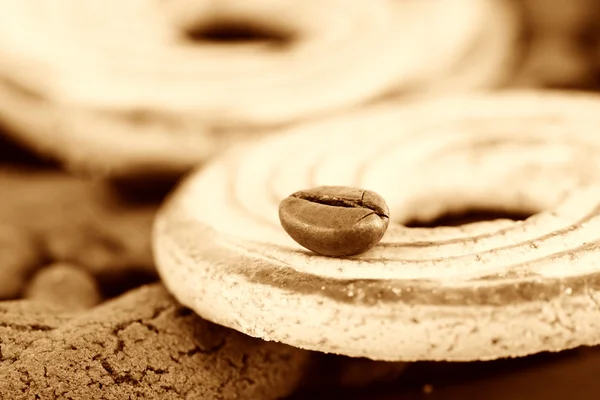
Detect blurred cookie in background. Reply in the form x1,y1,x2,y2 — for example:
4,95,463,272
0,225,45,300
0,167,159,301
0,0,520,179
511,0,600,89
383,0,521,94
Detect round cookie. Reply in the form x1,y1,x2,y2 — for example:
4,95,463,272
0,284,310,399
513,0,600,89
154,90,600,362
0,0,518,178
24,263,102,311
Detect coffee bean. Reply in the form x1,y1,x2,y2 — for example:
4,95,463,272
278,186,390,257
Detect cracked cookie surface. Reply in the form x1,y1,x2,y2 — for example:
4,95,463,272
0,284,310,399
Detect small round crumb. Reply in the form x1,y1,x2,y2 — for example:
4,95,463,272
24,263,102,311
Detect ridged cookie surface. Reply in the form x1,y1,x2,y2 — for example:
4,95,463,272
154,90,600,361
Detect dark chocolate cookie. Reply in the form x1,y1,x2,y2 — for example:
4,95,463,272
0,284,311,399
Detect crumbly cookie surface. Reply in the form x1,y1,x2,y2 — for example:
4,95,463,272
0,284,310,400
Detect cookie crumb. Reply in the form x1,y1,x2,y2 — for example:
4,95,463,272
24,263,102,311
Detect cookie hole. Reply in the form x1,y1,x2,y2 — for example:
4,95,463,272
404,207,534,228
183,18,296,47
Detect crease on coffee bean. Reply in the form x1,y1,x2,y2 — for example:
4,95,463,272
353,211,378,225
291,191,389,219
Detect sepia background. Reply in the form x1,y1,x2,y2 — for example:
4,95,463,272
1,0,600,398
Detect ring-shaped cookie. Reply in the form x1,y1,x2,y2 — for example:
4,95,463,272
0,0,518,177
154,90,600,361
